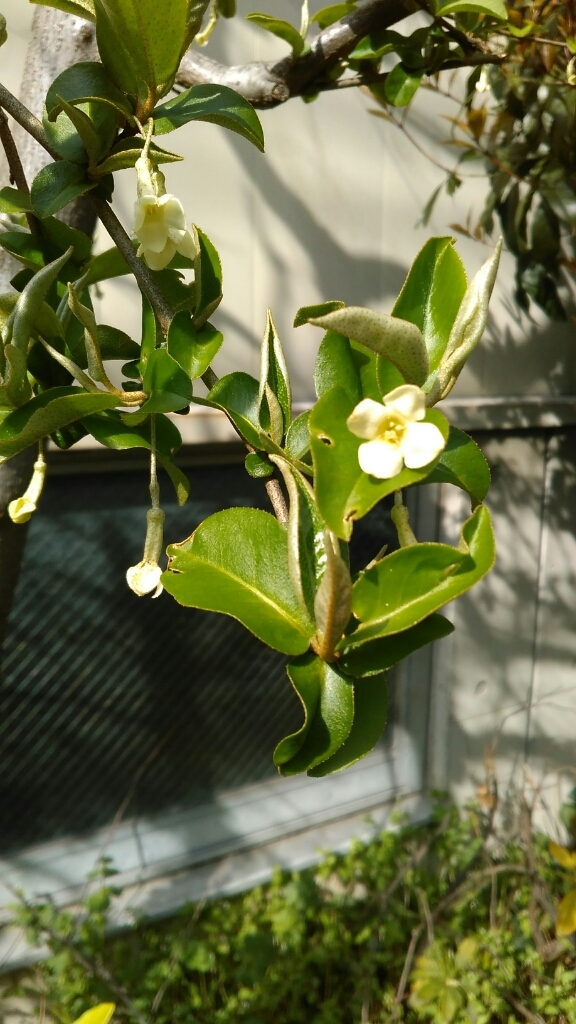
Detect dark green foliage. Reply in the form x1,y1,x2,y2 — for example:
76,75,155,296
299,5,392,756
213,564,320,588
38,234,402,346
8,802,576,1024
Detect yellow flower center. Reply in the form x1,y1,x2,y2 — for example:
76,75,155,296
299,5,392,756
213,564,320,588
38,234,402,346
144,203,163,221
377,412,407,447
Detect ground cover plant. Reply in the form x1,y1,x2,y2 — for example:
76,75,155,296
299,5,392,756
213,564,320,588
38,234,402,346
6,788,576,1024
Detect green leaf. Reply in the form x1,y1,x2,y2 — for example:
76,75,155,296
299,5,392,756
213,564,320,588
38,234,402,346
140,347,192,414
245,452,274,478
0,187,33,214
0,13,7,46
217,0,236,15
349,29,393,61
259,309,292,441
384,64,422,107
153,84,265,151
246,13,304,55
45,61,132,122
304,306,429,386
310,387,449,540
30,0,96,17
436,0,507,18
31,161,95,218
83,247,131,286
392,237,467,373
0,292,64,343
0,386,117,459
424,426,490,505
314,331,362,404
94,137,183,176
53,95,104,168
308,672,388,776
82,409,189,504
274,653,354,774
194,226,223,328
349,504,495,643
168,312,223,380
293,300,345,328
40,216,93,264
93,0,202,104
338,613,454,677
0,232,59,271
97,326,140,361
197,371,262,447
9,248,73,353
312,3,356,29
284,409,311,462
162,507,313,655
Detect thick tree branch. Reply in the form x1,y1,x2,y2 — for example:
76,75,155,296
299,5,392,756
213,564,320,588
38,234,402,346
177,0,409,107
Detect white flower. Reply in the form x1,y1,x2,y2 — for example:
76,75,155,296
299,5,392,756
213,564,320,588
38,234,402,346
126,560,163,598
133,194,197,271
8,495,37,524
8,454,46,524
346,384,445,480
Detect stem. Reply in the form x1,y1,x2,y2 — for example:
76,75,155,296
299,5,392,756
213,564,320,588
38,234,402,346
88,195,173,336
149,414,160,509
0,81,60,160
0,108,38,233
391,490,418,547
265,477,289,523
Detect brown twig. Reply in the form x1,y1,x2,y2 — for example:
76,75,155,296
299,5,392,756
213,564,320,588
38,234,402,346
0,81,60,160
0,108,38,232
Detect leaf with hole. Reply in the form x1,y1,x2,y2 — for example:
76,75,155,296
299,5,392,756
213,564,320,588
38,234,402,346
162,507,313,654
153,84,264,151
310,387,449,540
274,653,354,775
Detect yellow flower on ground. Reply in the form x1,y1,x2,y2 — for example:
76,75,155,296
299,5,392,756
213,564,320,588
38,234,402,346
133,193,197,271
346,384,445,480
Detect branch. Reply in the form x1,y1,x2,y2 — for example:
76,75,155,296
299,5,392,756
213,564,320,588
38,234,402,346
0,108,38,233
177,0,409,107
0,81,60,161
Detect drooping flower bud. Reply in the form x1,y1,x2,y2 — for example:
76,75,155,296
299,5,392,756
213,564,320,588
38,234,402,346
126,507,166,598
8,452,46,524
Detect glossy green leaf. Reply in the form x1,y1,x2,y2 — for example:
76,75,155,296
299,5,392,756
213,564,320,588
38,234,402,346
54,96,104,168
30,0,96,18
168,312,223,380
310,386,449,540
384,64,422,107
194,227,223,328
83,246,131,286
40,216,93,263
0,292,63,343
0,345,32,408
140,347,192,414
0,386,117,458
259,309,291,441
96,326,140,361
0,232,59,271
162,507,313,655
350,505,494,644
95,137,183,176
45,61,132,122
82,409,188,504
308,672,388,776
314,331,362,403
349,29,393,60
305,306,429,386
392,237,467,373
0,187,33,214
93,0,204,103
338,612,454,677
153,84,264,151
312,3,356,29
424,426,490,505
293,300,345,328
245,452,274,478
9,248,73,353
284,409,311,462
246,13,304,55
436,0,507,18
196,371,264,448
31,161,95,218
274,653,354,774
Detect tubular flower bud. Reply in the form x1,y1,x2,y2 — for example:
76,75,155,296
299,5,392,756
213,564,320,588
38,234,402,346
133,145,197,271
8,454,46,524
126,507,166,598
347,385,445,480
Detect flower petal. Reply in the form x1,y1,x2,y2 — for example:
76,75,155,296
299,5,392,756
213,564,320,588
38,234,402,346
176,229,198,260
384,384,426,422
142,240,177,271
347,398,389,440
358,439,404,479
126,561,163,597
160,195,186,230
401,421,445,469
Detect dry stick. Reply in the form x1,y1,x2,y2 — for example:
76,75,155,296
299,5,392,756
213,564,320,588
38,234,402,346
0,80,288,523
